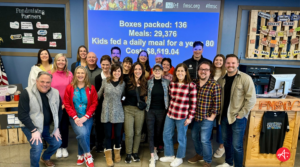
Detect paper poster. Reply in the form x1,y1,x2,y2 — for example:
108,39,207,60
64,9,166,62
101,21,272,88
24,33,32,37
7,114,15,124
291,14,300,21
10,21,19,29
261,29,269,35
277,31,284,37
291,38,299,45
49,41,57,47
22,37,34,44
296,27,300,32
267,22,280,26
269,30,276,37
38,36,47,41
252,27,257,32
36,22,49,29
279,43,285,48
250,39,255,44
262,26,267,30
281,40,287,44
283,22,294,26
281,52,287,57
261,39,268,46
294,50,300,55
10,34,22,40
37,30,47,35
271,51,278,58
53,33,62,39
277,15,290,22
261,50,269,56
21,22,33,30
286,30,293,37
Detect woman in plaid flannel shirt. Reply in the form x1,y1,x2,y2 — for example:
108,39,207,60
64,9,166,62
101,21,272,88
160,63,197,167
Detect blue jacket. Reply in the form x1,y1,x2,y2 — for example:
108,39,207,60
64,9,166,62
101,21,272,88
146,78,170,111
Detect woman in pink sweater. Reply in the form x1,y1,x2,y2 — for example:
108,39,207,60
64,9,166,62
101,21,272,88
48,53,73,158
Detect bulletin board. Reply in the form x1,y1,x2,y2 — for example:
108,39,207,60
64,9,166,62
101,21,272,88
0,0,71,58
0,6,66,49
246,10,300,60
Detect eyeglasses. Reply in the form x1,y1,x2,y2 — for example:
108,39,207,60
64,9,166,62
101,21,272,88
199,68,210,72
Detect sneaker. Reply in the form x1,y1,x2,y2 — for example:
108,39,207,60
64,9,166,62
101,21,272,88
170,158,183,167
149,157,156,167
216,163,233,167
62,148,69,158
188,154,203,163
214,147,225,158
154,150,159,160
77,155,85,165
84,154,94,167
160,156,175,162
56,148,62,158
125,154,132,163
131,153,140,162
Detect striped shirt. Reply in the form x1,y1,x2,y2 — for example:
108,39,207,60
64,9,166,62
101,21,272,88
167,82,197,120
195,78,221,121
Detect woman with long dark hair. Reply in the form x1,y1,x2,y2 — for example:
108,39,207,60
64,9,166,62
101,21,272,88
160,63,197,167
98,64,125,167
71,45,88,74
136,50,151,79
123,62,147,163
28,49,53,88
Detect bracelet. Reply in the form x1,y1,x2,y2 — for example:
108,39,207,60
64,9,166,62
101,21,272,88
31,129,37,133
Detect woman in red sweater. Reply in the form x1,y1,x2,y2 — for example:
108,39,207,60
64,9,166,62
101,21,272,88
64,66,98,167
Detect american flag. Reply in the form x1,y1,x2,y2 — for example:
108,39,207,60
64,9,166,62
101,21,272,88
0,54,8,85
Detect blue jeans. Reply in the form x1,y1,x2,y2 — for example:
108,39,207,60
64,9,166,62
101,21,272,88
163,116,188,158
221,117,247,167
192,119,214,163
69,117,93,155
22,126,62,167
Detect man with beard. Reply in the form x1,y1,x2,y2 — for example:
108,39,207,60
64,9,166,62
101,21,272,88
188,61,221,167
111,46,122,65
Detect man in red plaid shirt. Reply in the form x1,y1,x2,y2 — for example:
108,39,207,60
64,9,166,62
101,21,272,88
188,61,221,167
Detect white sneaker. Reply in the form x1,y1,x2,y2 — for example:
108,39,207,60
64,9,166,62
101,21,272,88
170,158,183,167
62,148,69,158
154,150,159,160
56,148,62,158
149,157,156,167
160,156,175,162
216,163,233,167
214,147,225,158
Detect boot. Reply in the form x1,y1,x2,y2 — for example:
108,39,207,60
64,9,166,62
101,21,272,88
104,149,114,167
114,145,122,163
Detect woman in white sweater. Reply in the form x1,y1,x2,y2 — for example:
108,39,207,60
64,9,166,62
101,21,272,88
211,54,227,159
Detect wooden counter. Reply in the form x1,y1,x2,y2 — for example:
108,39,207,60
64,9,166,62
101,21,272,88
244,96,300,167
0,100,28,146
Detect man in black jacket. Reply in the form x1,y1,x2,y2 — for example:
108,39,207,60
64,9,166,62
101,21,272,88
183,41,212,80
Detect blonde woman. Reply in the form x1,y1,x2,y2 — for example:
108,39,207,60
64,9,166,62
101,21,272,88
64,66,98,167
48,53,73,158
71,45,88,74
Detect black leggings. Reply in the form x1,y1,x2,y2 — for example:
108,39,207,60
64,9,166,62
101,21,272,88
146,109,167,153
104,122,123,149
59,109,69,148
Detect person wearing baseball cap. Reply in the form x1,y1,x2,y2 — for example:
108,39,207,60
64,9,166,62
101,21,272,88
150,54,174,76
111,46,122,65
146,63,170,167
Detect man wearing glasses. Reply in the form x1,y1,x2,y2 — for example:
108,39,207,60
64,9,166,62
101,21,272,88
183,41,212,81
188,61,221,167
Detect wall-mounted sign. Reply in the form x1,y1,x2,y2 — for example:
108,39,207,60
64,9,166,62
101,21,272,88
281,40,287,44
10,34,22,40
269,30,276,37
267,22,280,26
295,27,300,32
261,29,269,35
261,50,270,56
271,51,278,58
277,15,290,22
277,31,284,37
253,49,260,56
294,50,300,55
281,51,287,57
291,14,300,21
37,30,47,36
283,22,294,26
258,12,275,20
261,39,268,46
250,39,255,44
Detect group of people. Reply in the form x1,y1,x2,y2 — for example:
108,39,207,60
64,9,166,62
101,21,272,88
88,0,163,11
18,41,256,167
